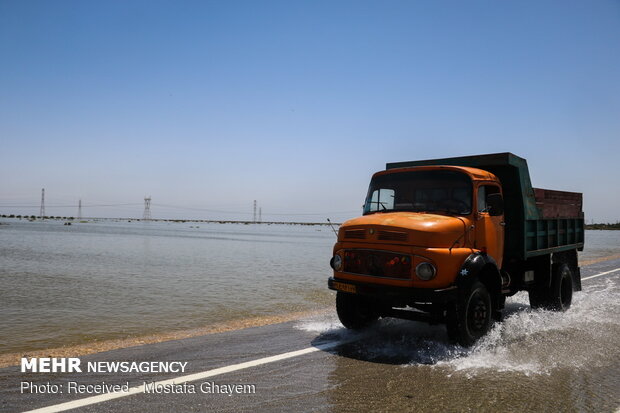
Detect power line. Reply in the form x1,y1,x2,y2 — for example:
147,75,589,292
151,203,358,216
0,199,358,217
0,203,142,208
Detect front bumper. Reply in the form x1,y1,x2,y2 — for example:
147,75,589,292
328,277,457,304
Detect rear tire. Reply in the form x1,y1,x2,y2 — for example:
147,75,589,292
446,281,493,346
336,292,379,330
529,263,573,311
548,263,573,311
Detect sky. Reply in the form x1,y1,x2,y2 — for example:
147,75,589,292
1,0,619,222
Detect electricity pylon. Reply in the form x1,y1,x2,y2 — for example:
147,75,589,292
39,188,45,219
143,196,152,221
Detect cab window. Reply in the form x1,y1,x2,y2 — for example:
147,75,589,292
478,185,501,213
364,170,472,215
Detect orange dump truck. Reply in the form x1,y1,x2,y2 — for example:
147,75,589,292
328,153,584,345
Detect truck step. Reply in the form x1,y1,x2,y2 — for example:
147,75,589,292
383,307,439,323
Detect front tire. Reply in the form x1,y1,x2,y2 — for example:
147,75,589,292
446,281,493,346
336,292,379,330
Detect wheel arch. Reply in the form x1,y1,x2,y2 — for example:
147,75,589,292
457,252,503,309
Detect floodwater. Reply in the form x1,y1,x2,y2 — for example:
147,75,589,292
0,219,334,355
0,218,618,360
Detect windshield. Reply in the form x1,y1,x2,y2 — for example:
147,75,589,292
363,170,472,215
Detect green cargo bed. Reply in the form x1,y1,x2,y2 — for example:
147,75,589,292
386,152,584,260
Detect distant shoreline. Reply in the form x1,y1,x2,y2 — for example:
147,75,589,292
0,216,341,226
3,215,619,229
584,223,620,230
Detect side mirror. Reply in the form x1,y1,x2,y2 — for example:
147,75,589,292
487,193,504,216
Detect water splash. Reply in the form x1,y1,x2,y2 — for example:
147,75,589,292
296,316,343,334
298,277,620,375
444,278,620,376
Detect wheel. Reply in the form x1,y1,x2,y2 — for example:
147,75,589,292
446,281,493,346
528,263,573,311
336,292,379,330
548,263,573,311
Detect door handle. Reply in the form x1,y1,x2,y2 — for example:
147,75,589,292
500,222,506,226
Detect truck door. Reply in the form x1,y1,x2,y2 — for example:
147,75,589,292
475,184,505,268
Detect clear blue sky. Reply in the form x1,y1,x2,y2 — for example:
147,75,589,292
1,0,619,222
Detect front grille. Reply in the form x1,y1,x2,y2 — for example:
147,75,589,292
344,229,365,239
343,249,412,279
377,230,408,242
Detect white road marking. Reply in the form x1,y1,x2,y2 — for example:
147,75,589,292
581,267,620,281
22,266,620,413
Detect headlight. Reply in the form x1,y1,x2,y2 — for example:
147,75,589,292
332,254,343,271
415,262,436,280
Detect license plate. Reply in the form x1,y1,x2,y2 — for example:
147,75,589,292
333,281,356,294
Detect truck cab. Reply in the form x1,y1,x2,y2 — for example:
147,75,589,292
328,153,584,346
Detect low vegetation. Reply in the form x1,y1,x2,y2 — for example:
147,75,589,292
585,222,620,230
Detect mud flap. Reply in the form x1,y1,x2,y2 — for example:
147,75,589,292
573,267,582,292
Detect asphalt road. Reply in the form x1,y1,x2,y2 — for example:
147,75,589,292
1,258,619,413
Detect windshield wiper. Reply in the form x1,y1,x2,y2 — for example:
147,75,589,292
365,202,388,213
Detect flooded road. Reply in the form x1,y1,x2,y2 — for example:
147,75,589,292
1,218,618,359
2,259,619,413
297,278,620,412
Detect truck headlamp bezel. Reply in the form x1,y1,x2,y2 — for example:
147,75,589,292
332,254,343,271
415,262,436,280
